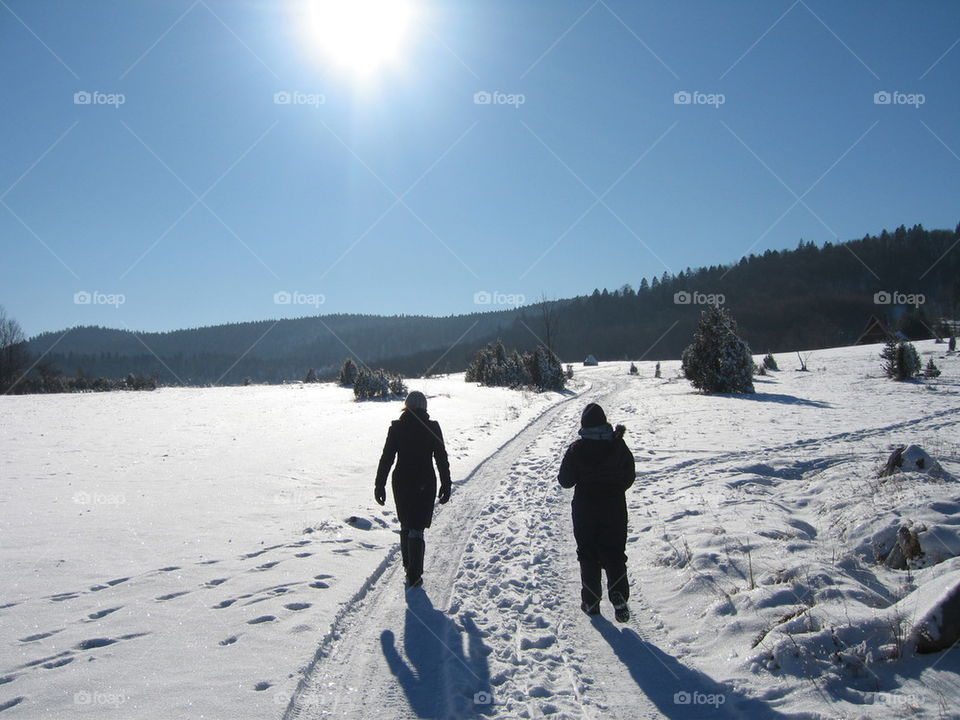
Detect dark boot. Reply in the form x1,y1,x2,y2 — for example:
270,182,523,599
606,562,629,606
610,591,630,623
406,529,425,587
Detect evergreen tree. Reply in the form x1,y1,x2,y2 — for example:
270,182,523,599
338,357,358,387
304,368,318,383
924,358,941,378
654,361,661,378
681,305,755,394
533,346,565,391
880,339,921,380
389,373,408,396
763,353,779,371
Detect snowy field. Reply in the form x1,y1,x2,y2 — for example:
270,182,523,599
2,341,959,719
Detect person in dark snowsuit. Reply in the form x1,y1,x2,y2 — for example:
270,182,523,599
375,391,451,587
558,403,635,621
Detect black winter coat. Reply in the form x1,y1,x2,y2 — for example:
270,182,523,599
375,409,451,529
558,424,635,503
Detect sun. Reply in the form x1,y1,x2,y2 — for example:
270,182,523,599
302,0,417,77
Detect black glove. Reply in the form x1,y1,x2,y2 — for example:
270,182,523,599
374,487,386,506
438,484,451,504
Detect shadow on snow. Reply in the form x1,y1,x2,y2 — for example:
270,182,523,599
591,616,804,719
381,587,494,718
721,391,832,408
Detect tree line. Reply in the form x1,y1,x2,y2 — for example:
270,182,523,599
3,222,958,392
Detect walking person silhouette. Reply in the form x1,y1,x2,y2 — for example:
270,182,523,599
375,391,451,587
559,403,636,621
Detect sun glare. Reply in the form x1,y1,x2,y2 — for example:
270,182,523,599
303,0,417,77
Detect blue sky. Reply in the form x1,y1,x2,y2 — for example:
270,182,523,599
2,0,959,336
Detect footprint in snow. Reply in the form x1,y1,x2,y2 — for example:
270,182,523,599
284,603,311,611
255,561,281,571
0,697,25,712
18,630,62,642
157,566,180,572
253,681,271,691
219,636,238,646
155,591,190,602
242,545,282,559
294,552,312,558
309,582,329,589
247,615,276,624
75,635,152,650
86,606,122,620
205,578,228,587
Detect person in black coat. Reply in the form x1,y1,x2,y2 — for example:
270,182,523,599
375,391,451,587
558,403,635,621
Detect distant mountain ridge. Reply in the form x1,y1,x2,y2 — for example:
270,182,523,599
27,222,960,385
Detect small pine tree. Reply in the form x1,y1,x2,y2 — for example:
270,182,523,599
756,363,767,376
565,364,574,380
465,343,493,384
950,336,957,352
654,361,661,379
763,353,778,371
681,305,755,394
338,357,358,387
629,362,638,375
389,373,408,396
304,368,318,383
881,339,921,381
924,358,941,378
534,346,566,391
465,341,562,391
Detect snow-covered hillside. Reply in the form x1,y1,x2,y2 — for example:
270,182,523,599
2,341,959,719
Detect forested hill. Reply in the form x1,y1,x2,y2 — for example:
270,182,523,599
26,223,960,384
26,311,531,385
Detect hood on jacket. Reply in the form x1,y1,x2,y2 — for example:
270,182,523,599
578,423,627,442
